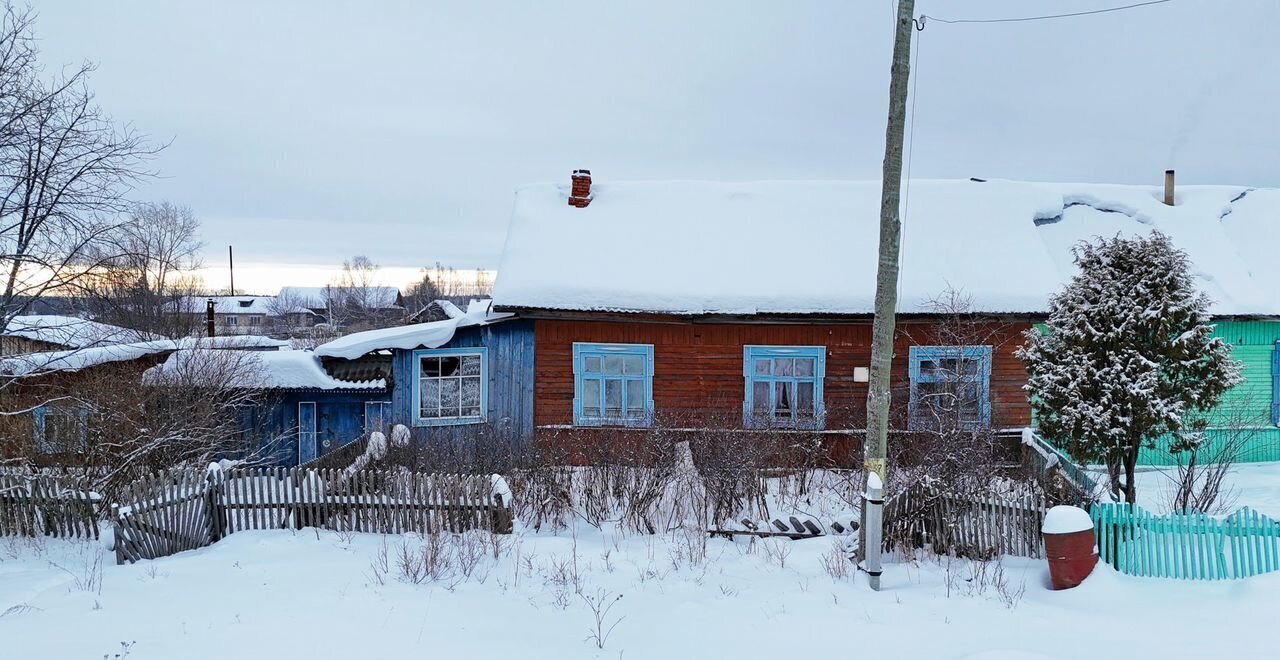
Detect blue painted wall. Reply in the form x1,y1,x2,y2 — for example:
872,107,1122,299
244,390,391,466
390,320,536,449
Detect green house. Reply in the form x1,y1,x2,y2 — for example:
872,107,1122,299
1134,321,1280,465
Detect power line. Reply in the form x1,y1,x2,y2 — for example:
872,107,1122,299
921,0,1173,26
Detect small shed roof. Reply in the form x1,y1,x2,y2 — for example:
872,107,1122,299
315,300,511,360
144,349,385,391
492,179,1280,316
1,340,178,376
3,315,158,349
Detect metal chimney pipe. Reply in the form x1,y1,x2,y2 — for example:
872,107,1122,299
1164,169,1175,206
205,298,216,338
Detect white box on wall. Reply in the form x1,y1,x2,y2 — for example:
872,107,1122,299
853,366,870,383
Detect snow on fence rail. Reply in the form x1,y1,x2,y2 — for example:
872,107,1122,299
1092,504,1280,580
1021,428,1100,504
883,480,1048,559
0,468,100,539
113,467,513,564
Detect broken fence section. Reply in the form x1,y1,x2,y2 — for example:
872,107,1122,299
113,466,513,564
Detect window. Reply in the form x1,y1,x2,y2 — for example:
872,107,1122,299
413,348,487,426
573,343,654,426
249,316,261,326
908,346,993,431
743,346,826,429
34,405,88,454
225,315,238,326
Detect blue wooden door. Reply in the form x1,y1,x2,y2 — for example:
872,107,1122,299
297,402,317,464
364,401,391,436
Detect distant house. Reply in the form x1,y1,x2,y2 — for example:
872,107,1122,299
278,286,406,331
172,295,277,335
0,315,156,355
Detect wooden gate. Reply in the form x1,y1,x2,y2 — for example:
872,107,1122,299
112,470,219,564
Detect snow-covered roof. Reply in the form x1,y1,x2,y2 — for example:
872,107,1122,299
144,349,385,391
2,315,157,349
315,300,511,360
177,335,290,350
177,296,276,315
0,340,178,376
278,286,403,310
492,179,1280,316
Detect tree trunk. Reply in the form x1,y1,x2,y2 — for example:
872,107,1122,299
859,0,916,562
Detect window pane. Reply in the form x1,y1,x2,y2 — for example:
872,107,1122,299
775,358,794,377
439,356,460,377
461,405,481,418
441,379,461,411
796,381,814,412
420,380,441,417
461,377,481,408
754,359,771,376
623,355,645,375
461,355,482,376
420,357,441,378
584,356,602,374
603,355,623,375
582,379,601,412
752,381,771,412
774,382,793,418
794,358,814,377
605,379,623,415
625,379,644,415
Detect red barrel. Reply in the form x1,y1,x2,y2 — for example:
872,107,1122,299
1042,505,1098,590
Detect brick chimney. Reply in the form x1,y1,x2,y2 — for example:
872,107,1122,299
568,169,592,208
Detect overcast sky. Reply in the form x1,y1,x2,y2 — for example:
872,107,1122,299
35,1,1280,292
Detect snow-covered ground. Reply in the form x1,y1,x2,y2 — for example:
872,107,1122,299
2,522,1276,659
1093,461,1280,517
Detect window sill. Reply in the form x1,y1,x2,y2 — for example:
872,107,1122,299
413,416,486,428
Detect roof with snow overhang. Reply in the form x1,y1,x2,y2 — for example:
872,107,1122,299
315,300,512,360
144,349,385,391
491,178,1280,316
3,315,159,349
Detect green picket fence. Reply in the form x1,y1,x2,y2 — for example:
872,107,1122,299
1091,504,1280,580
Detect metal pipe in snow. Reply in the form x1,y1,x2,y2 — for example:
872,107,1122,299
1164,170,1175,206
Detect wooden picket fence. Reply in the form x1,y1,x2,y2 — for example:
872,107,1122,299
112,466,513,564
1091,504,1280,580
884,480,1048,559
0,468,100,539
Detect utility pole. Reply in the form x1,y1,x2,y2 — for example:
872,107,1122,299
860,0,916,580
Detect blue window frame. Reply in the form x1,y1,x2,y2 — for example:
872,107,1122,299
743,345,826,429
412,347,488,426
573,343,654,427
34,404,88,454
908,346,993,431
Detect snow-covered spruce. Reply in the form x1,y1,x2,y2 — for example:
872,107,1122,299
1018,232,1241,504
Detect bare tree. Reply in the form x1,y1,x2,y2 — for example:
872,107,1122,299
0,3,158,332
76,201,207,337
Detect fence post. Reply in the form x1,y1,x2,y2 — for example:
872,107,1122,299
111,503,125,565
864,472,884,591
206,470,224,543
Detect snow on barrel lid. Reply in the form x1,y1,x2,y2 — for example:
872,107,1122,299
1042,505,1093,535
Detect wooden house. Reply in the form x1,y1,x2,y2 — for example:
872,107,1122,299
314,301,533,459
0,315,156,356
483,173,1280,466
